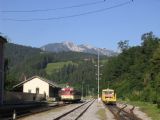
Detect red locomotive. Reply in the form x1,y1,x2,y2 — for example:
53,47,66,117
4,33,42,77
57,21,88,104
59,86,81,102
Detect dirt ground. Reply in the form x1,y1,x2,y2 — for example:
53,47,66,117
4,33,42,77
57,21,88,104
117,103,152,120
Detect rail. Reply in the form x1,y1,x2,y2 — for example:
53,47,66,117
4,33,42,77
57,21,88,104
53,99,95,120
0,102,67,120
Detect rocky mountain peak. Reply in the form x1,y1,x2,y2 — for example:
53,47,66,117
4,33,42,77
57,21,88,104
41,41,117,56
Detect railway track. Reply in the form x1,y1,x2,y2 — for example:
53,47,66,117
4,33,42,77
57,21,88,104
1,102,67,120
53,99,95,120
106,104,142,120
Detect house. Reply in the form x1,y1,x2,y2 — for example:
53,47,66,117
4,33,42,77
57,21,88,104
0,36,7,105
13,76,61,100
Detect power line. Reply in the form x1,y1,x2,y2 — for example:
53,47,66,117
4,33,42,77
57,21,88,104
2,0,133,22
1,0,105,13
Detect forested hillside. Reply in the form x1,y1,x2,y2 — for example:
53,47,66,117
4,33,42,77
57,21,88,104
5,32,160,103
5,43,41,68
4,43,42,89
102,32,160,104
46,61,97,94
4,43,104,94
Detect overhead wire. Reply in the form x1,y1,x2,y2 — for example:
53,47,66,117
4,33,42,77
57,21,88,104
2,0,133,22
0,0,105,13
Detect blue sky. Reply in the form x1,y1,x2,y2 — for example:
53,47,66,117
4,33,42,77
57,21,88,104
0,0,160,51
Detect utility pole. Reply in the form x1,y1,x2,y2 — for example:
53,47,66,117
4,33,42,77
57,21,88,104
108,81,109,89
98,49,100,101
96,48,101,102
86,84,89,97
95,48,103,101
92,88,94,97
86,86,87,97
87,85,89,97
81,82,84,100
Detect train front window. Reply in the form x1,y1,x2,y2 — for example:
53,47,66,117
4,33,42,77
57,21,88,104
103,91,114,94
61,90,72,95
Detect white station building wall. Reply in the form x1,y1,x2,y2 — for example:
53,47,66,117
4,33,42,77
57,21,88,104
23,77,49,97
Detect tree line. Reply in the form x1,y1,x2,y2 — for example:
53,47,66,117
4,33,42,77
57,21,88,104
4,43,101,94
102,32,160,107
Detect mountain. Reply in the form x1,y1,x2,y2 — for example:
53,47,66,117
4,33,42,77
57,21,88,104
41,41,117,56
4,42,101,90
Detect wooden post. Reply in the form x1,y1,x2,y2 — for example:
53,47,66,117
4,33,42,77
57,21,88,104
0,36,7,106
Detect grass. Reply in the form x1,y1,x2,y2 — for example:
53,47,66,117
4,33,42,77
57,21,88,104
45,61,77,75
96,108,107,120
100,59,108,64
125,101,160,120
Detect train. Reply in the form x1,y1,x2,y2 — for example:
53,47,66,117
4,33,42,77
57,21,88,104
59,87,81,102
101,88,116,104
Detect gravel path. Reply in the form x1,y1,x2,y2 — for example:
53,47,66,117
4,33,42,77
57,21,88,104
79,99,101,120
105,107,115,120
79,99,114,120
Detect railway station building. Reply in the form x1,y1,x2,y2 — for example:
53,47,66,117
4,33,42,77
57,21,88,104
0,36,7,106
13,76,61,100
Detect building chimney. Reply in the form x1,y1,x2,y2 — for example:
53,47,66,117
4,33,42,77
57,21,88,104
0,36,7,106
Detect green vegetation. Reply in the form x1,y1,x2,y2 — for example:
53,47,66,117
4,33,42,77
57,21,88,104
47,60,97,93
96,108,107,120
102,32,160,108
45,61,77,75
4,42,101,96
100,59,108,64
126,101,160,120
4,32,160,108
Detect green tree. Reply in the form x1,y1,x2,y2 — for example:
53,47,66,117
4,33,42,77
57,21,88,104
118,40,129,52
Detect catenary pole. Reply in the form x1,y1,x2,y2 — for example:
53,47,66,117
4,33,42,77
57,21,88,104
98,48,100,101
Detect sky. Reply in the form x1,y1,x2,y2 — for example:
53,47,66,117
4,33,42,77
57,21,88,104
0,0,160,51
